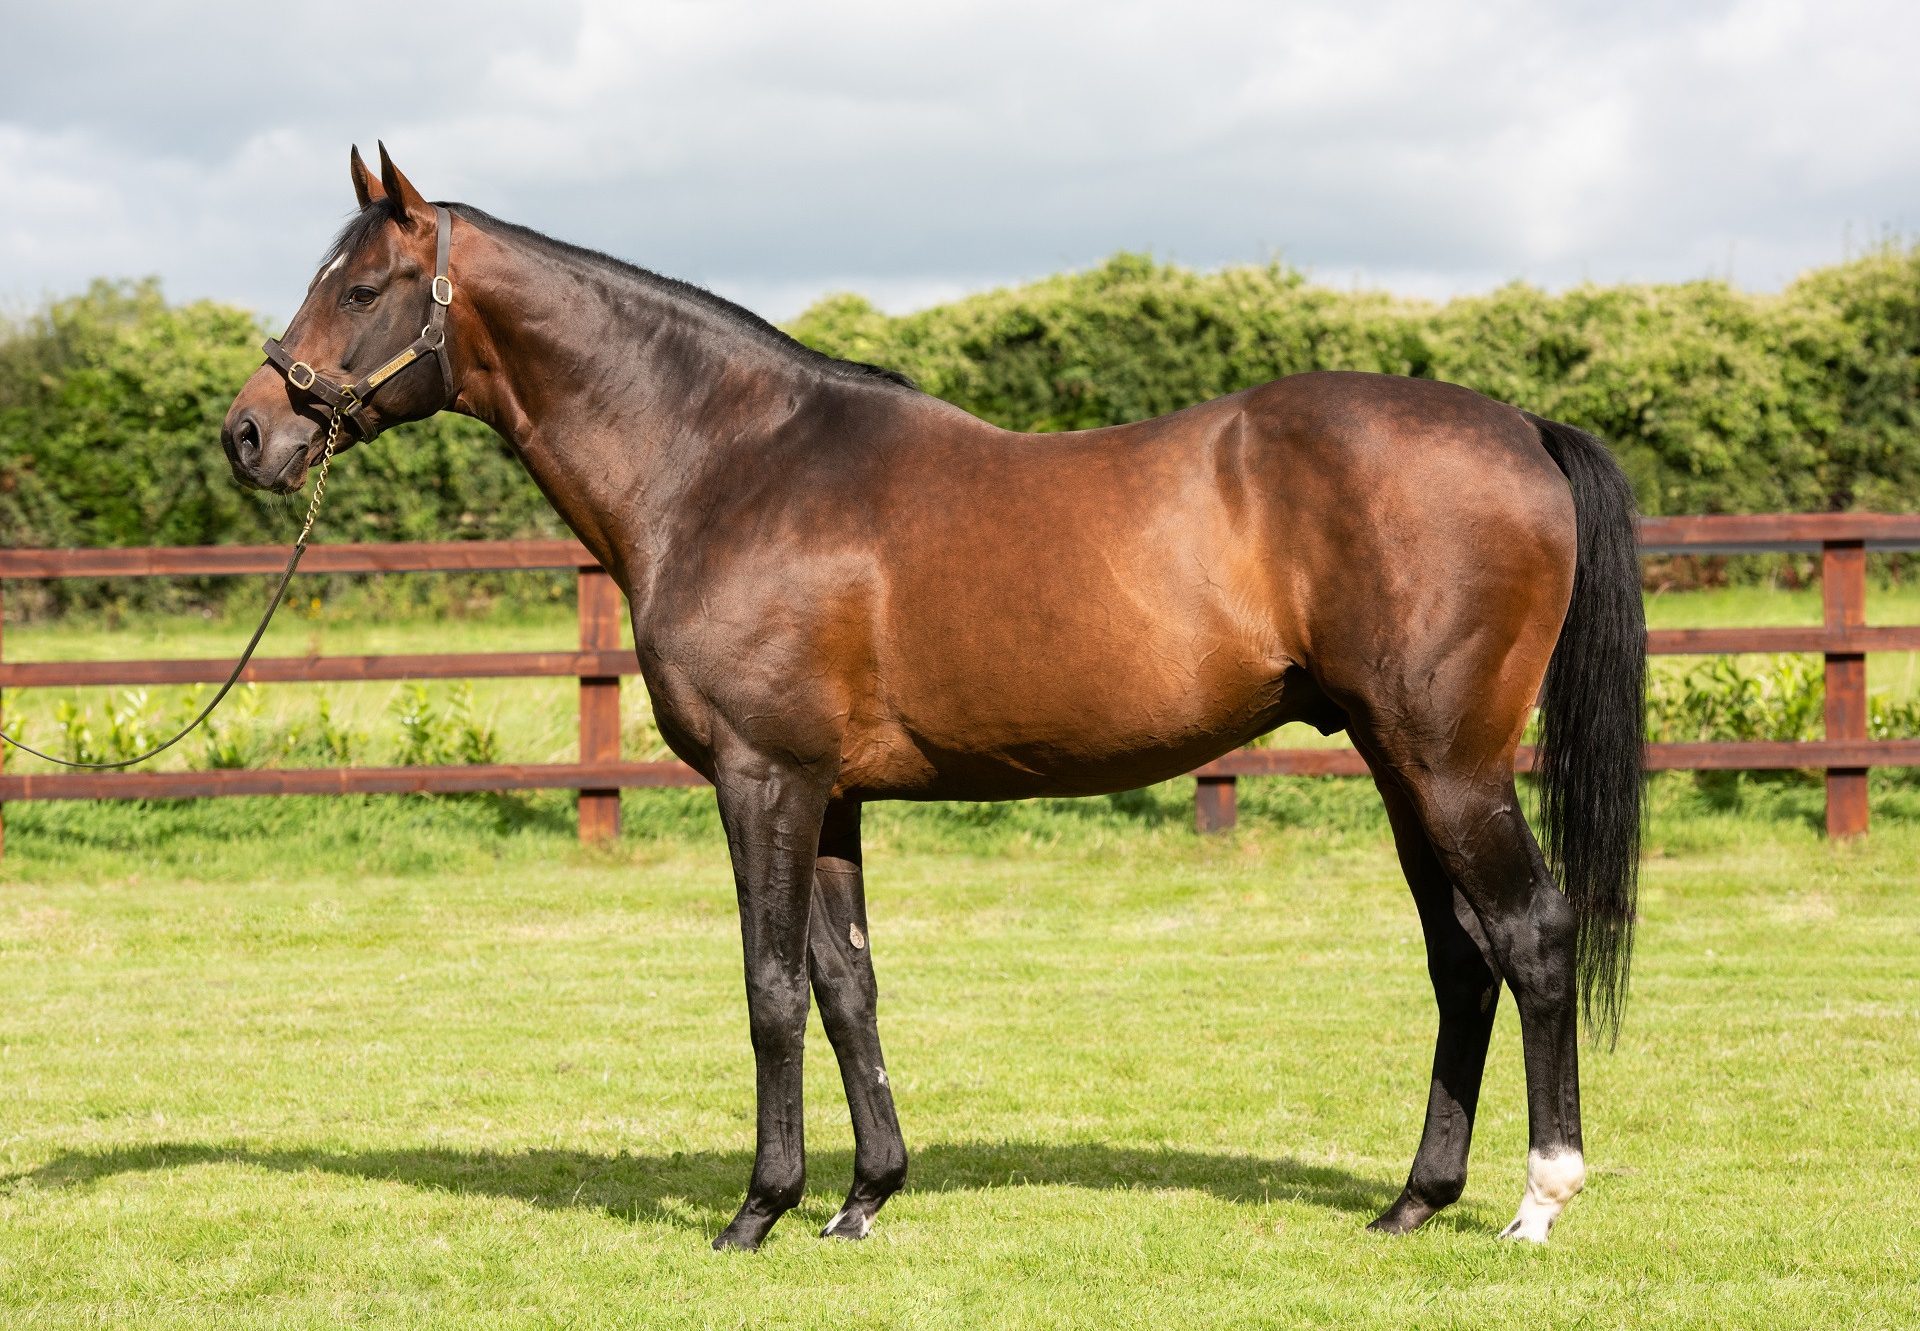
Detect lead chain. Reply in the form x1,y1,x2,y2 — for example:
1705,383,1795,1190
297,409,342,546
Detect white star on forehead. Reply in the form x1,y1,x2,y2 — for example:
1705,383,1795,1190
306,252,349,294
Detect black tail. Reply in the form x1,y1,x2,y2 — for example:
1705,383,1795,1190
1526,413,1645,1044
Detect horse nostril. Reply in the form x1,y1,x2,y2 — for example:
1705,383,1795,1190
236,416,261,457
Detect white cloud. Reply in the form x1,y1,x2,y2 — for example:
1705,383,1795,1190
2,0,1916,324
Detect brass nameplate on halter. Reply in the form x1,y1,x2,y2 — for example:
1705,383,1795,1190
364,347,420,390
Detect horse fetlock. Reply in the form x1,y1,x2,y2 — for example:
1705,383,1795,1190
862,1144,909,1198
753,1171,807,1216
1407,1167,1468,1212
1367,1193,1439,1235
1498,1148,1585,1242
823,1159,906,1241
714,1171,807,1252
1369,1163,1467,1235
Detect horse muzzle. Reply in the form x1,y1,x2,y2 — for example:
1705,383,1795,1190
222,408,323,494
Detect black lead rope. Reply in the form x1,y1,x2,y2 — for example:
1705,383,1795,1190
1,542,310,770
1,415,340,771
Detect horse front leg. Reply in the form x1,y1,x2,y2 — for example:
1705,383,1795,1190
807,799,909,1239
711,751,833,1252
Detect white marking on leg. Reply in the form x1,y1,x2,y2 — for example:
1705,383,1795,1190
824,1206,874,1239
874,1066,888,1087
1499,1149,1584,1242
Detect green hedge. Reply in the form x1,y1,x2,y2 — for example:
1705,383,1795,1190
4,250,1917,611
790,248,1920,515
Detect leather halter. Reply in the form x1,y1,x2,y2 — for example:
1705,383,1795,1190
261,204,455,440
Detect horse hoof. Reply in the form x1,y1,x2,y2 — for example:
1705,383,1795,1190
1497,1215,1551,1243
712,1212,776,1251
1366,1190,1438,1234
1366,1210,1423,1235
820,1206,875,1241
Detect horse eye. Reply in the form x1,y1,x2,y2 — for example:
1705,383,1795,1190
345,286,379,308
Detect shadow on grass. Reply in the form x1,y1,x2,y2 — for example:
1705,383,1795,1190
10,1139,1411,1233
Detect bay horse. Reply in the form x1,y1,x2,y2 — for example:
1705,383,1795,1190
222,146,1644,1250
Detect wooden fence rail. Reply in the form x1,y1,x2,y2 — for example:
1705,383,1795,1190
3,513,1919,856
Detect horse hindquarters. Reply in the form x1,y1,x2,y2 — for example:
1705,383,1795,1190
1327,411,1643,1242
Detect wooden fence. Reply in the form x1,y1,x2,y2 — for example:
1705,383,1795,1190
3,514,1918,856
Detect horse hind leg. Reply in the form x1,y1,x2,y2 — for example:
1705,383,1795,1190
1364,768,1504,1234
807,799,909,1239
1382,755,1586,1242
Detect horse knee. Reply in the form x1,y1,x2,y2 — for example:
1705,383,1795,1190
818,994,878,1047
747,984,810,1056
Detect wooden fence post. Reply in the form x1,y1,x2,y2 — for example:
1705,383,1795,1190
1195,773,1237,834
1823,539,1868,839
577,565,623,842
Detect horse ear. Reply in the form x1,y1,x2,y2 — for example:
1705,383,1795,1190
376,141,432,233
350,145,386,209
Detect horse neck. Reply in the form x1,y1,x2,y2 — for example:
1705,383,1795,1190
450,226,826,581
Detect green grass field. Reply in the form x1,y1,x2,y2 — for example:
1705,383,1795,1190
1,590,1918,1327
2,780,1919,1326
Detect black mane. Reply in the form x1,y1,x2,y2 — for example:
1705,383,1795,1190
320,201,916,390
319,202,392,273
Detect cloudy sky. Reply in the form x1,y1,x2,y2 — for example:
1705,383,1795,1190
3,0,1917,325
